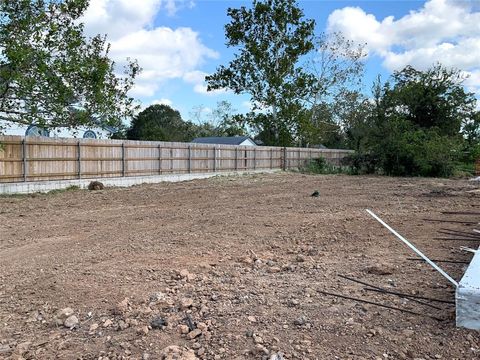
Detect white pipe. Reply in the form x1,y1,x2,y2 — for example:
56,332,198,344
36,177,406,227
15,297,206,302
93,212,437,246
366,209,458,287
473,229,480,235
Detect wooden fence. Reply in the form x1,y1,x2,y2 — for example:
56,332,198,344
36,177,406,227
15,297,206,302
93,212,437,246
0,135,353,183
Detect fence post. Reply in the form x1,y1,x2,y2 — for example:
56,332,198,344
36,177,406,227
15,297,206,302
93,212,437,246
283,147,287,171
121,142,126,177
213,146,217,172
22,138,27,182
170,147,173,172
188,145,192,173
235,147,238,171
253,148,256,170
270,148,273,169
158,144,162,174
77,141,81,179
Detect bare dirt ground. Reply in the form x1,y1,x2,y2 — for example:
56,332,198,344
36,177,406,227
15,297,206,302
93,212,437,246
0,172,479,360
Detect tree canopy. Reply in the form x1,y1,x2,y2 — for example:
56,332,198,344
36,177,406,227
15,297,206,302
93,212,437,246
344,65,479,177
382,65,477,137
127,104,194,142
206,0,315,146
126,102,247,142
0,0,139,132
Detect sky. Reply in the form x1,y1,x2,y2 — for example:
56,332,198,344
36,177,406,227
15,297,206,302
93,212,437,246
81,0,480,124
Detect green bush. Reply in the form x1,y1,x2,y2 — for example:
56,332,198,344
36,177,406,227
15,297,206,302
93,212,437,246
380,129,460,177
340,153,379,174
300,157,351,175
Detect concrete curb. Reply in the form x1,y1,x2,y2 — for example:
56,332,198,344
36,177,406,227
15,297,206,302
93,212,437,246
0,170,280,194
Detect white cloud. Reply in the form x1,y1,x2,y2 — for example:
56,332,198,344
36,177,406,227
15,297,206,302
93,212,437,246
83,0,195,39
81,0,216,98
183,70,228,95
110,28,218,97
327,7,391,54
183,70,208,84
152,98,173,106
327,0,480,95
82,0,161,40
242,101,253,111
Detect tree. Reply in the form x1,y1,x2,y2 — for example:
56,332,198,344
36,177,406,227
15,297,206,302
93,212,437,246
208,101,247,136
299,32,366,147
206,0,315,146
127,104,194,142
351,65,478,177
384,64,476,136
0,0,139,132
460,110,480,165
188,101,248,138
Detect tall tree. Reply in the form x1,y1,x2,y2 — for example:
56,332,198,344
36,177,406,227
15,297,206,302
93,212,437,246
127,104,194,142
208,101,247,136
188,101,248,137
352,65,478,177
0,0,139,132
206,0,315,146
299,32,366,146
385,64,476,136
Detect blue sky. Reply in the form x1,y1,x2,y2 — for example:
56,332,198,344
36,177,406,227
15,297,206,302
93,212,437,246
80,0,480,125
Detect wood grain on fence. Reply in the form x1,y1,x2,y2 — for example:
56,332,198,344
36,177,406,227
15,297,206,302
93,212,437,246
0,135,353,183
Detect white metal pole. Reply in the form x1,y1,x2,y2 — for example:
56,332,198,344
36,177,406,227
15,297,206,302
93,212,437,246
366,209,458,287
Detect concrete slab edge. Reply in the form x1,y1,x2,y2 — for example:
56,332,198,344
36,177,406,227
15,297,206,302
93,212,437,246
456,246,480,330
0,170,280,195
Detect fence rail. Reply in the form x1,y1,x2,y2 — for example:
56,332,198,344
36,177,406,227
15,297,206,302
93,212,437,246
0,135,353,183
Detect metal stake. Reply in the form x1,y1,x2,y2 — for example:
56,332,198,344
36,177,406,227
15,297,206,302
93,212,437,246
423,218,478,225
438,229,480,239
338,274,442,310
434,237,480,241
407,258,469,265
363,287,455,305
318,290,444,321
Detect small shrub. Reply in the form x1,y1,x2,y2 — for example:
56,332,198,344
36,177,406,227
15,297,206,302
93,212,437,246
46,185,80,195
341,153,379,175
88,181,104,191
300,157,351,175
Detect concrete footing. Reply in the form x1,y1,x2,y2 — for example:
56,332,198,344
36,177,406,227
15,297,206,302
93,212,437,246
456,246,480,330
0,170,279,194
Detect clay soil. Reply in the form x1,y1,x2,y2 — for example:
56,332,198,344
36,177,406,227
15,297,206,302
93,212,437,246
0,173,479,360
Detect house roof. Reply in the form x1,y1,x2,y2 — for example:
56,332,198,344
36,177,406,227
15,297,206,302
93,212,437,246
191,136,256,145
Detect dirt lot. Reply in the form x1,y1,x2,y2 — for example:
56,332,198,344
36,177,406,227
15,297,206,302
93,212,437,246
0,172,479,360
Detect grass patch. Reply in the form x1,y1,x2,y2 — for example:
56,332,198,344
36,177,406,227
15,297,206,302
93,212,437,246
46,185,81,195
0,185,82,198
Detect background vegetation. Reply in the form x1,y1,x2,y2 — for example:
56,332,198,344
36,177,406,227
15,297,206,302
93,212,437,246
0,0,478,178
